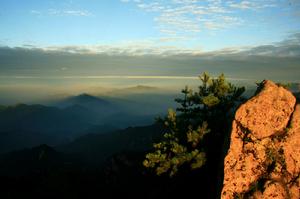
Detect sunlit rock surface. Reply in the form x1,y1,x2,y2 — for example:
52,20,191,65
222,80,299,199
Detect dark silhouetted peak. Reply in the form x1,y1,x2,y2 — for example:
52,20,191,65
77,93,97,100
75,93,107,103
59,93,110,108
11,144,60,161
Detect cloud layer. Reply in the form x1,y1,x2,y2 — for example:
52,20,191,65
0,32,299,82
14,32,300,58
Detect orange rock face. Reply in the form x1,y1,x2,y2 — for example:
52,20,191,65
221,80,299,199
235,80,295,139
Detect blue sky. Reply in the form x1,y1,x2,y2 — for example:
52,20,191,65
1,0,300,51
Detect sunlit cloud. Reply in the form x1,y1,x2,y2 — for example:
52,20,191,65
35,42,204,56
12,31,299,58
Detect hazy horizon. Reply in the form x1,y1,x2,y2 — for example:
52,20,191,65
0,0,299,104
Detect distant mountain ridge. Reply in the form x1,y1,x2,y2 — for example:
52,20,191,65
0,103,96,153
0,103,92,133
0,92,172,153
0,123,165,174
56,93,111,108
58,123,164,167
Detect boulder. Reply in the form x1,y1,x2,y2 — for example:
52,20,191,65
222,80,299,199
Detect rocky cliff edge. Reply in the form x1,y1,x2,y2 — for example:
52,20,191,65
222,80,299,199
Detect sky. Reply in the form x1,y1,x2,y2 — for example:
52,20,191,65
1,0,300,50
0,0,299,103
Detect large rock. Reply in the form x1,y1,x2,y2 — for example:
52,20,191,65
221,80,299,199
235,80,295,139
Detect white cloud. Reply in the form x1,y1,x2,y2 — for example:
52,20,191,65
30,10,42,15
63,10,92,16
48,9,92,16
228,0,276,10
30,9,93,17
120,0,279,41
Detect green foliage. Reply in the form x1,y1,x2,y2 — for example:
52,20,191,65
143,72,245,177
143,111,209,176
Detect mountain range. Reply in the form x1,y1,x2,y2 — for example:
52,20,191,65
0,91,174,153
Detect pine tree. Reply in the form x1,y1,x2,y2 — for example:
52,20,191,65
143,72,245,176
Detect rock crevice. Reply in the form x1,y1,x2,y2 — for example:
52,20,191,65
222,80,299,199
